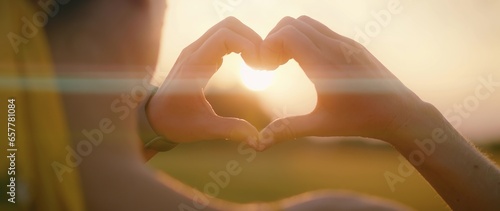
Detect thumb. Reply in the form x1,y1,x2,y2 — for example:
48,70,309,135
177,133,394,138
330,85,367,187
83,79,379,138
258,114,318,151
205,116,260,148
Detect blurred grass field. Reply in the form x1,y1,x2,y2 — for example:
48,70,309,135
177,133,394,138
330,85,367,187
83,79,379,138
149,139,500,211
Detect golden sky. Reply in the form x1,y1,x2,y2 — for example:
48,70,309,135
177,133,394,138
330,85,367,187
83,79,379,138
157,0,500,143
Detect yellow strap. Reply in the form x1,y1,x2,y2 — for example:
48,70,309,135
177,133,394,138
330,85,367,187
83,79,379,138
0,1,85,210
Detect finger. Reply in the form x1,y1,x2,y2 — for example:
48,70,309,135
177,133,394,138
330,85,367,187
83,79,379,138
265,16,296,39
257,114,319,150
195,28,258,65
205,116,260,148
283,18,368,69
261,25,323,70
173,28,259,88
165,17,258,89
267,16,356,56
180,17,262,63
260,17,297,69
297,16,362,49
287,18,333,49
288,18,374,69
297,16,400,80
162,19,261,92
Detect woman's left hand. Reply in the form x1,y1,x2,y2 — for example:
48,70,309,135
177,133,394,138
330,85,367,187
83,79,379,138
147,17,262,147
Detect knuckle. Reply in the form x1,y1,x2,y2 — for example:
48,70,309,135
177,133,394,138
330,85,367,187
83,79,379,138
297,15,311,21
282,16,296,22
180,46,193,56
213,28,232,39
178,46,196,61
222,16,240,27
290,18,303,27
275,16,296,27
279,25,298,36
344,36,365,49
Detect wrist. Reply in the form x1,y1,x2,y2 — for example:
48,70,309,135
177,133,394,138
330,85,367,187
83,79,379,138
388,101,450,152
137,87,178,152
144,92,163,137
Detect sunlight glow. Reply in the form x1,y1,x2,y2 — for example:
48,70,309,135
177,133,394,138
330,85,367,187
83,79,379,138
240,64,275,91
158,0,500,142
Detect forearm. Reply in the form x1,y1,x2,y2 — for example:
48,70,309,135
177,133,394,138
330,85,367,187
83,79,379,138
391,103,500,210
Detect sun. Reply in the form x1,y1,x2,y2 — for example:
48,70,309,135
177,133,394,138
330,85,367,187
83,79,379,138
240,64,275,91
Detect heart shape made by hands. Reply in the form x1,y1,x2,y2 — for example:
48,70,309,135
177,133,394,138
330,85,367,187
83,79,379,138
147,16,417,151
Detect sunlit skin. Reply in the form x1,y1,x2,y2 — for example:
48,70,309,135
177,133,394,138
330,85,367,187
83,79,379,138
256,16,500,210
149,15,500,210
44,0,499,209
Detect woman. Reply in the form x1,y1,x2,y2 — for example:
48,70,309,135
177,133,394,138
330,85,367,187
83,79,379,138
1,0,498,210
1,1,399,210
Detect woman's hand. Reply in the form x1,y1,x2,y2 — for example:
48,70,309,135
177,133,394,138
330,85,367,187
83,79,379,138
147,17,262,147
258,16,427,150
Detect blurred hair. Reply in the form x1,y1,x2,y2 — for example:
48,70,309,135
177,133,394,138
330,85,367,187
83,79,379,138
54,0,87,18
30,0,88,21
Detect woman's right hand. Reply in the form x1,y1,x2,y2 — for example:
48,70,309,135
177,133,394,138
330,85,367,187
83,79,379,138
258,16,428,150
